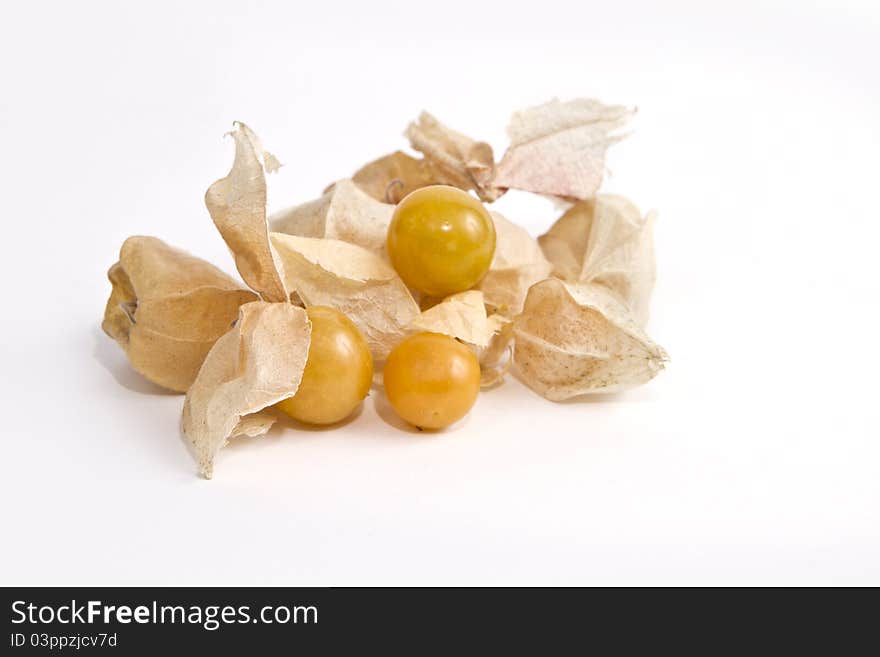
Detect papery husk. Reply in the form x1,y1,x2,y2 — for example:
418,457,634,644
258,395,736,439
539,195,655,326
405,112,503,202
205,122,288,302
475,317,514,388
181,301,311,478
102,236,259,392
269,232,420,361
477,212,553,317
494,98,634,200
346,151,451,205
513,279,666,400
271,179,393,255
409,290,498,348
231,410,278,438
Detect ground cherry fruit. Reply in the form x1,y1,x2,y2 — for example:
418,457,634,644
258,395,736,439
383,332,481,430
387,185,496,297
276,306,373,425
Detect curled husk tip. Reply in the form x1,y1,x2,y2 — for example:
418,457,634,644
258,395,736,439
182,301,311,478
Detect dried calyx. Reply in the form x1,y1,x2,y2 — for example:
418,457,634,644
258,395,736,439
103,98,666,478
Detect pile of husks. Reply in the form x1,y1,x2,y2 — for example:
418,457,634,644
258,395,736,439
102,99,667,478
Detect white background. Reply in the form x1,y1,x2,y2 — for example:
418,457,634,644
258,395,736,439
1,0,878,586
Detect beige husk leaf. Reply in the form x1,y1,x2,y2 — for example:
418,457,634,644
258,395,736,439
405,112,503,202
269,232,420,361
182,301,311,479
102,236,259,392
494,98,634,200
477,212,553,317
409,290,499,348
205,122,288,302
345,151,455,204
476,319,515,387
231,410,278,438
513,279,666,400
270,179,393,255
539,195,655,326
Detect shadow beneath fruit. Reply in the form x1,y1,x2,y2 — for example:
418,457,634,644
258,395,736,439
91,326,177,396
504,367,659,405
554,388,659,404
271,403,365,433
555,391,625,405
220,403,367,455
